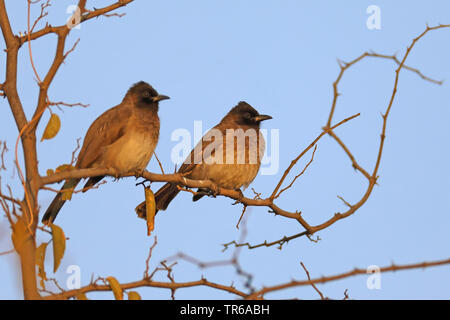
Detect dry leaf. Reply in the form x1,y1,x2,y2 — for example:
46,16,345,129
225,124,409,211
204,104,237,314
50,224,66,273
41,113,61,141
55,164,75,173
127,291,141,300
61,187,75,201
36,242,48,268
145,187,156,236
106,276,123,300
11,218,27,252
36,242,48,288
76,293,88,300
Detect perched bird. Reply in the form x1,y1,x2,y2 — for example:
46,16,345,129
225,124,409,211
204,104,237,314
135,101,272,217
42,81,170,224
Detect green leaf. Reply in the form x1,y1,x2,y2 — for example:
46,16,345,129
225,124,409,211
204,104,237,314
50,224,66,273
41,113,61,141
106,276,123,300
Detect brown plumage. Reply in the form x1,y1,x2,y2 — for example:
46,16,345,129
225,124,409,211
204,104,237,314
42,81,170,225
135,101,272,217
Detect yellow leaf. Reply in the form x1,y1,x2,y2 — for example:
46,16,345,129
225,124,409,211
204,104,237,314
11,218,27,252
46,169,54,176
55,164,75,173
41,113,61,141
36,242,48,268
50,224,66,273
145,187,156,236
61,187,75,201
127,291,141,300
38,271,46,290
106,276,123,300
76,293,88,300
36,243,48,288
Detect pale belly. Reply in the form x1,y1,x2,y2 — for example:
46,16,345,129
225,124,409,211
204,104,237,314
99,132,156,173
199,163,260,190
188,131,264,189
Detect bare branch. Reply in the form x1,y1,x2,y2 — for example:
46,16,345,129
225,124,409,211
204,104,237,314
274,144,317,200
247,257,450,299
223,231,309,251
300,262,327,300
18,0,135,45
0,249,15,256
271,113,360,200
44,277,247,300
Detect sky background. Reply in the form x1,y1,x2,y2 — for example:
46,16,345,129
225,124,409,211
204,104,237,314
0,0,449,299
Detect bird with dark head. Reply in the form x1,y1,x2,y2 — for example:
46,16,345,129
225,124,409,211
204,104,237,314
135,101,272,217
42,81,170,225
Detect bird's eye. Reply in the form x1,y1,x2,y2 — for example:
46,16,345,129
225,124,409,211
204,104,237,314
143,91,151,98
244,112,252,119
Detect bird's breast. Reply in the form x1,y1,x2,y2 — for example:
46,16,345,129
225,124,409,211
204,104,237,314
188,130,265,189
102,130,157,173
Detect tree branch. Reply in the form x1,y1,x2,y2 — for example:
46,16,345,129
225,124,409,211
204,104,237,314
43,277,247,300
18,0,135,45
247,257,450,299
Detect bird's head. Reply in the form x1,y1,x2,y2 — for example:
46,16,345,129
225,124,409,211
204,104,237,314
127,81,170,109
224,101,272,127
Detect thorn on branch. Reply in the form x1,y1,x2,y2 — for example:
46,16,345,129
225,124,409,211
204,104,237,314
306,234,321,243
337,195,352,208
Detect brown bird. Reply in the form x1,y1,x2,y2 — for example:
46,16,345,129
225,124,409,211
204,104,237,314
42,81,170,224
135,101,272,217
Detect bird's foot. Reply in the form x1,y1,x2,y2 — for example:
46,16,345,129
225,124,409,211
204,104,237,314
107,167,121,180
196,187,220,199
135,179,151,188
134,169,145,178
236,188,244,201
210,184,221,198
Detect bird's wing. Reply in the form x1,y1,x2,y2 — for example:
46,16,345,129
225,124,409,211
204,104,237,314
177,124,226,174
76,104,131,169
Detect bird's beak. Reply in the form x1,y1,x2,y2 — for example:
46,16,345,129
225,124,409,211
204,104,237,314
252,114,272,122
152,95,170,103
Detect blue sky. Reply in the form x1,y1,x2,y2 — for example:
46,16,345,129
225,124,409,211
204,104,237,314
0,0,449,299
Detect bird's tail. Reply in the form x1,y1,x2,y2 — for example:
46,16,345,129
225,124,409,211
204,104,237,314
192,188,208,202
42,178,80,225
135,183,180,218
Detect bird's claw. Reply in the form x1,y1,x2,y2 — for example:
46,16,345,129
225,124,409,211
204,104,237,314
210,185,221,198
236,189,244,201
135,179,151,187
108,167,121,180
232,189,244,205
134,169,145,178
197,186,220,199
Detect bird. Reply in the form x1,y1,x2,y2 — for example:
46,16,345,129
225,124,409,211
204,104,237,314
42,81,170,224
135,101,272,217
